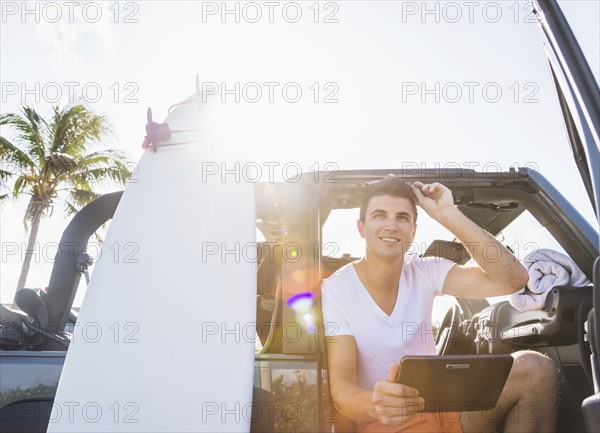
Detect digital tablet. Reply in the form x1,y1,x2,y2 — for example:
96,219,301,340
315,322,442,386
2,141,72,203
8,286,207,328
395,355,513,412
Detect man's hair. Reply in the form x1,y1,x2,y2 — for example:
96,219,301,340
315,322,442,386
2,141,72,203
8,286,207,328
359,175,418,223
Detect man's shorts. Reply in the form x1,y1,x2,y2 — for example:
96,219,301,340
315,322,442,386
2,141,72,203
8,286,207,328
358,412,463,433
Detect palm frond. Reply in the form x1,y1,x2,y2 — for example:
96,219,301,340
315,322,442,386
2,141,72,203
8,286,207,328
63,199,80,218
63,189,101,217
18,106,48,164
0,168,10,205
0,136,36,170
0,167,12,188
50,105,110,156
13,175,33,197
68,148,132,186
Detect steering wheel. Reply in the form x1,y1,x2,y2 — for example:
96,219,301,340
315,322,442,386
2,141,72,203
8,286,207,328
435,304,462,355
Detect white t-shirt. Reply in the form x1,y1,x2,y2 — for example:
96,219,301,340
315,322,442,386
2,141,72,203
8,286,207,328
321,255,456,390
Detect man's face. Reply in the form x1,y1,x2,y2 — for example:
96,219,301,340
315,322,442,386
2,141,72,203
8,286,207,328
357,195,417,260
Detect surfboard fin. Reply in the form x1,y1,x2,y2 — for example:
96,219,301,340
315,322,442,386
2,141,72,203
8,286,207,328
144,107,172,153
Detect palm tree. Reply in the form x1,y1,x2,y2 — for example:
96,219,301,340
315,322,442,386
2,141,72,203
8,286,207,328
0,104,131,299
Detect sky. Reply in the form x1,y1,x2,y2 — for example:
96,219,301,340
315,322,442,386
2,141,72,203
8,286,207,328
1,0,599,305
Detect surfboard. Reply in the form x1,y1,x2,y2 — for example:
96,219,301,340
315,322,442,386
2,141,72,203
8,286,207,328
48,96,257,432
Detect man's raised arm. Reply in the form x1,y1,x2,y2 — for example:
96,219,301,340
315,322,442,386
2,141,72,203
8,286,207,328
411,181,529,299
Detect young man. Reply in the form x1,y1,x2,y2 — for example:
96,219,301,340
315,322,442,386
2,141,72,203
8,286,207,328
322,175,558,433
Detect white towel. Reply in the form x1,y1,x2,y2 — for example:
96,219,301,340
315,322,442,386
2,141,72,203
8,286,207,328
509,249,591,311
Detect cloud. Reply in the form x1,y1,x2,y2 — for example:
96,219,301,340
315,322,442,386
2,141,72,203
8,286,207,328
35,4,119,72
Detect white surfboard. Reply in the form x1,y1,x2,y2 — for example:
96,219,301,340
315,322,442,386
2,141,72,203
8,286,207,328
49,96,257,432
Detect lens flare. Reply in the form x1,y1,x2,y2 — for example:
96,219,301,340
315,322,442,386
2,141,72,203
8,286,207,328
302,312,315,333
287,292,313,311
292,269,305,282
287,292,315,335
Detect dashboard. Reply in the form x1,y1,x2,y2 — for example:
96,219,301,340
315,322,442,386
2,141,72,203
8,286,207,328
475,285,593,354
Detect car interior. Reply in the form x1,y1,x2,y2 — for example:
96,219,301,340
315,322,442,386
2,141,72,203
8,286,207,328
253,169,598,433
